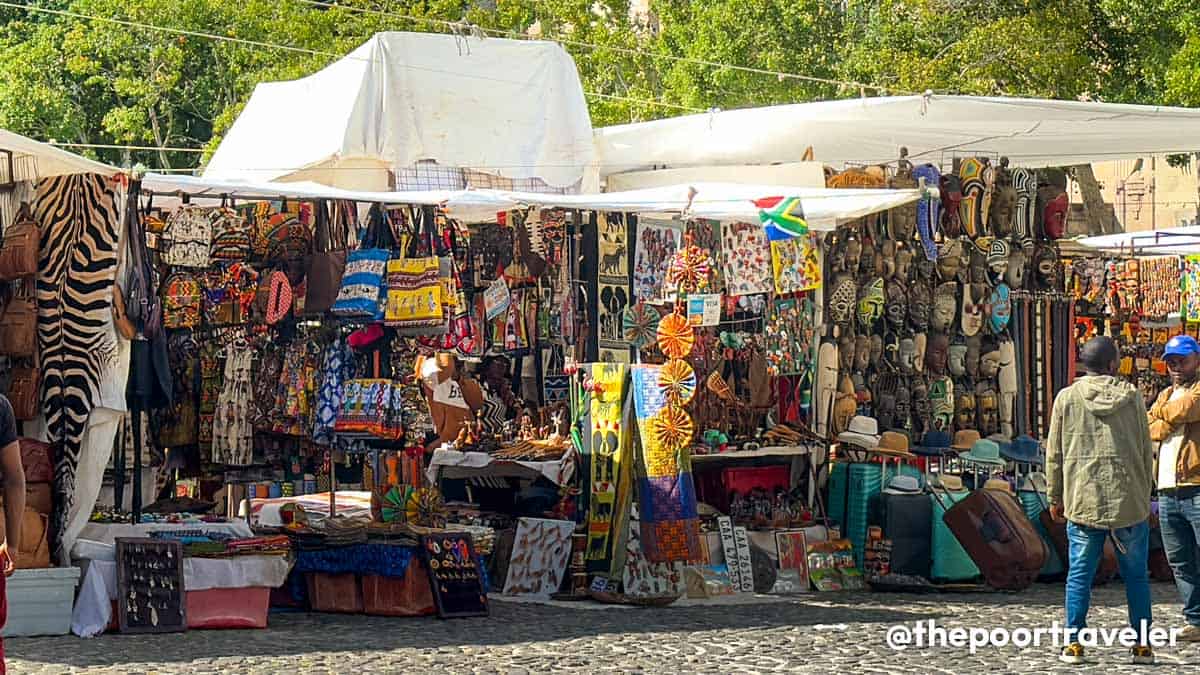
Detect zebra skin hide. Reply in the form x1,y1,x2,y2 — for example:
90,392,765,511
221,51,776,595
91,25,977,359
34,174,121,557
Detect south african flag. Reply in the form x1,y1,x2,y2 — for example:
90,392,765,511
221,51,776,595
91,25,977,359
755,196,808,240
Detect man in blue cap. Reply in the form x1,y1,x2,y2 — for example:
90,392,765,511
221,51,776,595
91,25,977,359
1149,334,1200,642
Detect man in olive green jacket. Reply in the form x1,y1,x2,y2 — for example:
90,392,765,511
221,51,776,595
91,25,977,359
1047,337,1155,664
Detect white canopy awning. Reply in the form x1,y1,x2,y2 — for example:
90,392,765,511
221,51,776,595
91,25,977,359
595,95,1200,177
1077,226,1200,255
143,174,919,229
203,32,594,190
0,129,117,182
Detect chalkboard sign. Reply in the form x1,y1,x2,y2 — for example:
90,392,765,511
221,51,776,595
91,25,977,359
420,532,488,619
116,538,187,634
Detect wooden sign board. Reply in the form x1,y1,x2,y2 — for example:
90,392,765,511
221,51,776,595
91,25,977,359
716,516,745,593
115,538,186,634
420,532,488,619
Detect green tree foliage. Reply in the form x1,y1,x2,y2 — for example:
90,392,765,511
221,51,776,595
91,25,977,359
0,0,1198,172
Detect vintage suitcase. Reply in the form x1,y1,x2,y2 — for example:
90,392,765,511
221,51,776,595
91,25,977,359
876,492,933,578
930,490,980,582
941,488,1047,591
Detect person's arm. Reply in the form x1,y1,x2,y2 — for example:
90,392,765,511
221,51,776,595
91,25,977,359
0,397,23,575
1155,384,1200,427
1135,391,1156,501
1,440,22,575
1045,394,1065,517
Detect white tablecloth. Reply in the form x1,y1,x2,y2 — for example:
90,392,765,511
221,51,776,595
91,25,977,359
71,556,292,638
427,449,575,486
72,521,255,560
69,522,289,638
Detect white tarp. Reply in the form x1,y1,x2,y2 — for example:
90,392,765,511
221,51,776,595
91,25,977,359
142,174,920,229
204,32,593,189
1078,225,1200,255
0,129,117,182
594,95,1200,177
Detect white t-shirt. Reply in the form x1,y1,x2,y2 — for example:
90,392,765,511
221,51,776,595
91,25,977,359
1158,387,1190,490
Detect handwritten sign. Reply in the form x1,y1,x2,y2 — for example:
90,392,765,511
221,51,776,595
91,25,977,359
716,517,745,593
732,526,755,593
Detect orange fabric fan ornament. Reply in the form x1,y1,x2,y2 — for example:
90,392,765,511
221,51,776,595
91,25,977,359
666,244,712,294
658,359,697,405
656,311,695,359
649,405,695,451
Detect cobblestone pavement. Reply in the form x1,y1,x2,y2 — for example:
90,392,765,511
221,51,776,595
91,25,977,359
7,583,1199,673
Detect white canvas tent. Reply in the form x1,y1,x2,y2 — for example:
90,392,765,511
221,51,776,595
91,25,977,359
0,129,117,183
1078,225,1200,255
203,32,594,190
143,173,921,230
594,95,1200,177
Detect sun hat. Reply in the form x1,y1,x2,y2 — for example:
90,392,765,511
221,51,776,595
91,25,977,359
883,474,923,495
1165,335,1200,357
1002,435,1043,464
950,429,982,452
838,415,881,449
873,430,917,459
983,478,1015,495
961,438,1005,466
930,473,965,492
914,430,953,457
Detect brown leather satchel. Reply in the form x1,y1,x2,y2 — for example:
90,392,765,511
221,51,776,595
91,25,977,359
7,358,40,421
304,200,349,316
0,279,37,357
0,203,38,281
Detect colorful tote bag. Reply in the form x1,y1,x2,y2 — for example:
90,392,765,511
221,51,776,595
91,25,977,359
334,378,404,441
384,256,444,330
209,207,251,261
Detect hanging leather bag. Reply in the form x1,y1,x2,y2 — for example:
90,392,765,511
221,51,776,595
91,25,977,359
0,278,37,357
0,202,38,281
304,200,351,315
7,351,41,420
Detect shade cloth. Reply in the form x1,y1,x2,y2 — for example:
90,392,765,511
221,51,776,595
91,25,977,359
0,129,117,183
595,95,1200,176
203,32,593,189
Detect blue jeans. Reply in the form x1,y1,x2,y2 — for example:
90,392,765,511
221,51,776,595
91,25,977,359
1159,488,1200,627
1065,520,1152,638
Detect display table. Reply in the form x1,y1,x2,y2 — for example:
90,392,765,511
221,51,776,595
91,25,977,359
247,491,373,528
427,448,575,486
692,444,826,509
70,522,292,637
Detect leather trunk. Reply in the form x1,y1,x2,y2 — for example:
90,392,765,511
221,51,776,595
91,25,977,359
942,488,1047,590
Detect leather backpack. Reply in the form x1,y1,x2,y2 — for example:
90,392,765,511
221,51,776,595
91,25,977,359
0,203,38,281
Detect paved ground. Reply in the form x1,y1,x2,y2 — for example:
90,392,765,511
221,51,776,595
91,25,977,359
7,582,1199,673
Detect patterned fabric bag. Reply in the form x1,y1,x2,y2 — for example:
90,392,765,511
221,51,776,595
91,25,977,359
334,378,405,441
332,204,394,319
161,271,202,329
209,207,251,262
384,256,444,331
161,205,212,268
264,202,313,263
203,264,258,326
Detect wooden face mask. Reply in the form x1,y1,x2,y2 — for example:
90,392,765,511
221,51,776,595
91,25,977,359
932,282,958,333
961,283,985,338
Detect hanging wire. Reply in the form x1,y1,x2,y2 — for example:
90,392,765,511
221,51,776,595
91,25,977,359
0,0,705,114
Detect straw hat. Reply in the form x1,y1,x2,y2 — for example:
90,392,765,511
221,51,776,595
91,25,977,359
961,438,1005,467
873,430,917,459
983,478,1015,495
951,429,982,452
914,430,952,457
838,415,881,449
931,473,965,492
883,474,923,495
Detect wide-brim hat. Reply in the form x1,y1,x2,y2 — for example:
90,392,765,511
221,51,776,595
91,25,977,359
983,478,1015,495
873,430,916,459
951,429,982,452
838,415,881,449
1002,434,1043,464
883,474,923,495
930,473,965,492
961,438,1005,466
914,430,952,457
